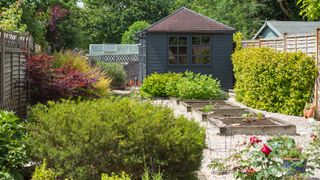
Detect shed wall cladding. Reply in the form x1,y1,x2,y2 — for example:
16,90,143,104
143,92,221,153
146,33,234,90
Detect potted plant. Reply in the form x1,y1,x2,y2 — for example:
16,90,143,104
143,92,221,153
268,136,307,174
241,112,256,123
303,103,316,119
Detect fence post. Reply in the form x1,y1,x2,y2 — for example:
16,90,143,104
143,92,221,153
283,33,287,52
315,28,320,119
0,31,4,103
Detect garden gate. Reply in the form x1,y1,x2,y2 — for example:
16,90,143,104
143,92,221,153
88,44,144,85
242,28,320,119
0,31,33,118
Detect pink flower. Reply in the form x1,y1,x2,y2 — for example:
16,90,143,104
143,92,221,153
261,144,272,156
250,136,262,145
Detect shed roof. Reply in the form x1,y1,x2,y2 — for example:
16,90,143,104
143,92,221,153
253,20,320,39
144,7,235,33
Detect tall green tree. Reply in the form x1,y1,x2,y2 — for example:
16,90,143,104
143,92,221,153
298,0,320,20
121,21,150,44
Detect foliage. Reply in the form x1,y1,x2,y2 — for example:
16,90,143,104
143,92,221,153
232,48,317,116
208,158,228,174
267,136,301,159
27,53,110,103
141,71,227,100
297,0,320,20
101,172,131,180
176,71,227,100
231,136,295,179
0,2,27,32
202,105,214,113
26,98,206,179
140,72,181,98
0,111,26,177
141,168,163,180
122,21,150,44
233,32,243,51
98,62,127,88
307,125,320,169
32,159,57,180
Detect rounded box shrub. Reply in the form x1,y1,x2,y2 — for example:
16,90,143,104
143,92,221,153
232,47,317,115
26,98,205,179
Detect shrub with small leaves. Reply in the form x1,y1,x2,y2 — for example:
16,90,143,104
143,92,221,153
232,48,317,115
98,62,127,88
32,159,56,180
0,111,26,178
26,98,205,179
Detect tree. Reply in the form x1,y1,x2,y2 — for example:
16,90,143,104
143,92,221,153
298,0,320,20
121,21,150,44
0,2,27,32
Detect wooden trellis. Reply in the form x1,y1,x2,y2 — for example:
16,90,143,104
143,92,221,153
88,54,139,62
0,31,32,118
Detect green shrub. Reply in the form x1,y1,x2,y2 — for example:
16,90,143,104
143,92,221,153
121,21,150,44
0,111,26,177
232,48,317,115
176,71,227,100
140,72,181,97
32,159,56,180
141,71,227,100
26,98,205,180
98,62,127,88
101,172,131,180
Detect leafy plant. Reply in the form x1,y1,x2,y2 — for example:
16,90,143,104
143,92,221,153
232,48,317,116
306,125,320,169
101,172,131,180
98,62,127,88
26,98,205,179
202,105,214,113
32,159,56,180
0,111,26,178
267,136,304,159
141,71,227,100
208,158,228,174
257,112,264,120
121,21,150,44
0,2,27,32
27,53,110,103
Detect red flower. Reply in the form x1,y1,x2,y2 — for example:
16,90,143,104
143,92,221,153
261,144,272,155
246,167,256,175
250,136,262,145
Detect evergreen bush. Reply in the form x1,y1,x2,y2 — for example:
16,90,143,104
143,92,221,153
232,47,317,115
98,62,127,88
26,98,205,179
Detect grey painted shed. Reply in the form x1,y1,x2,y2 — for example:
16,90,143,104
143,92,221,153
138,7,236,90
252,20,320,40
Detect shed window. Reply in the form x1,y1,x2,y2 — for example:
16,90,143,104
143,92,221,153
168,36,188,65
192,36,210,65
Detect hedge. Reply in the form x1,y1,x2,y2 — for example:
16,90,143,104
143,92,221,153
26,98,205,179
232,47,317,115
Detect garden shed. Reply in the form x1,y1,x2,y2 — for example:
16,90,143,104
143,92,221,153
138,7,236,90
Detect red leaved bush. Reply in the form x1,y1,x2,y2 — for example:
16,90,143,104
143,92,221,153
27,54,99,103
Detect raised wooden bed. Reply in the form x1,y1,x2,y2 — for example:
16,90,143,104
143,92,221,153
209,117,297,135
192,107,252,122
178,100,230,112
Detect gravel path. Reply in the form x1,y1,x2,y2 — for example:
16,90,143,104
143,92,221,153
154,98,320,180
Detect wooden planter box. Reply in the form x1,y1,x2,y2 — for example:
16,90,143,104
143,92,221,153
177,100,230,112
208,117,297,135
192,107,250,122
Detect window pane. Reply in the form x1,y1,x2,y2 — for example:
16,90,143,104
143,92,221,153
169,47,177,55
201,46,210,55
169,56,177,64
192,56,200,64
179,56,187,64
202,36,210,45
192,47,199,55
179,37,187,45
192,37,201,45
169,37,177,45
179,46,187,55
201,56,210,64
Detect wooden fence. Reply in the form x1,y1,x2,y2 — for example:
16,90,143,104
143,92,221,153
0,31,32,118
242,29,320,118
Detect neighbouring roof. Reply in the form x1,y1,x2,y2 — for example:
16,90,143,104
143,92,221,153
253,20,320,39
143,7,235,33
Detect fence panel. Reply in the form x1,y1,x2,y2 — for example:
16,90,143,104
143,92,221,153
0,31,32,118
